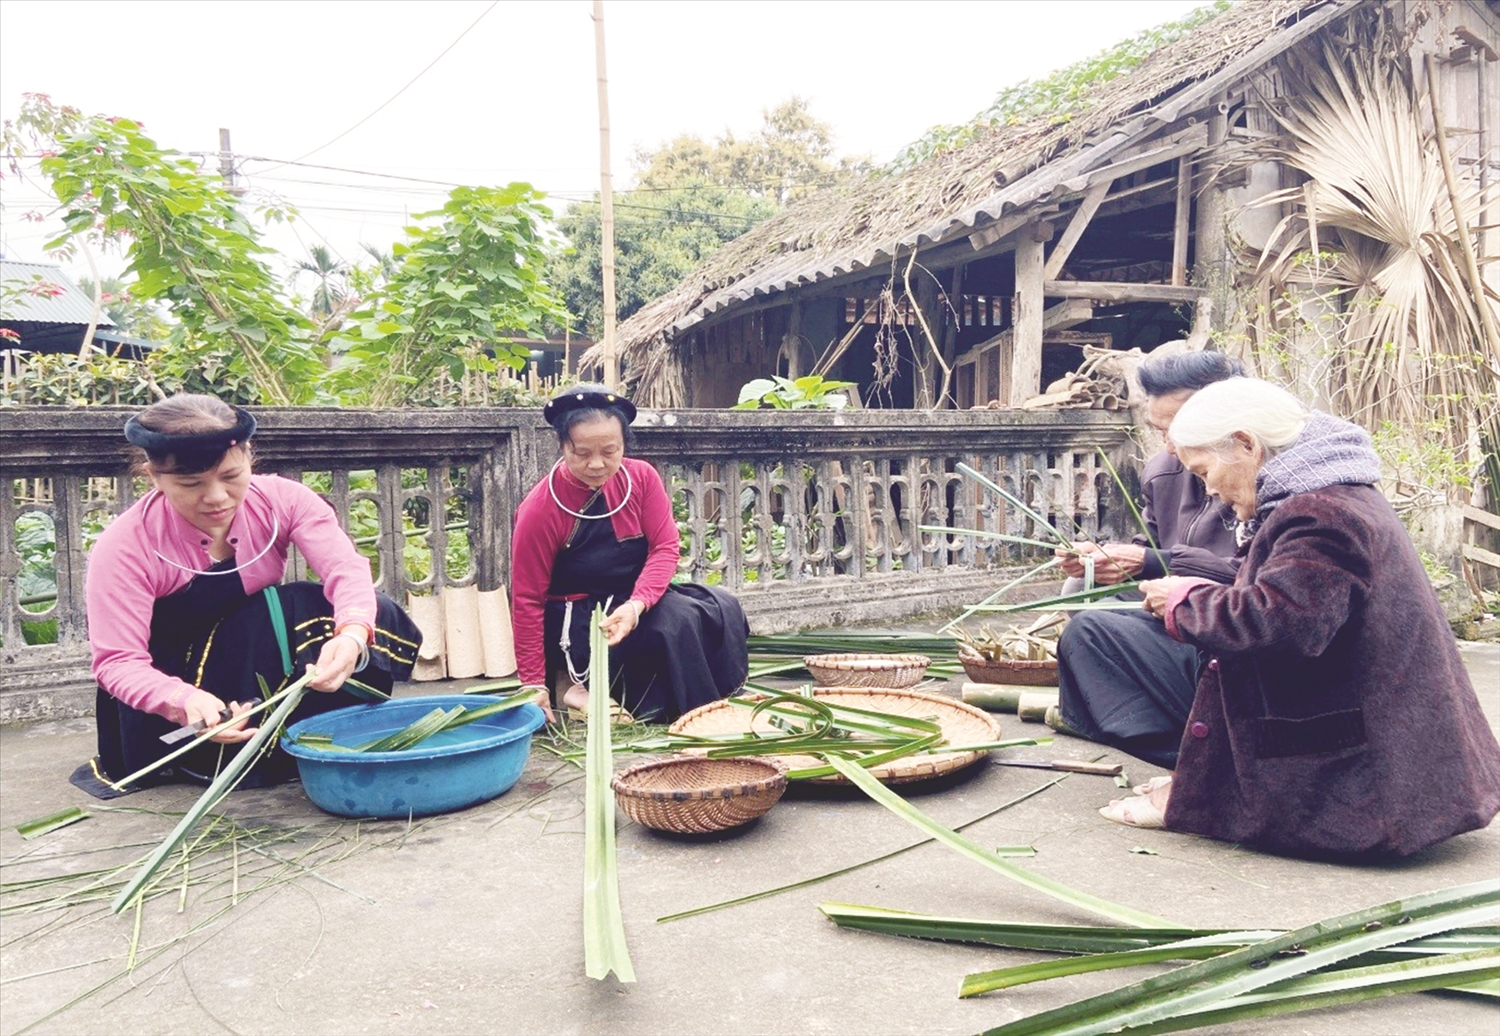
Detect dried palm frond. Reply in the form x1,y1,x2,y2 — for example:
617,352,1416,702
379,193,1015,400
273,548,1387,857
1234,11,1499,496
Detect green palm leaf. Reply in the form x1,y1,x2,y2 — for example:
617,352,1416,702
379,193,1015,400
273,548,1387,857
583,606,634,982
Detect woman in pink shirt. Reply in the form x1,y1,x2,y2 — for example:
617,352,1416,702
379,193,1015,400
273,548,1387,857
511,385,748,722
79,394,420,795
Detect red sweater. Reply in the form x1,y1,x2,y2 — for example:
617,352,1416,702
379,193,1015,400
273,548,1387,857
510,457,680,685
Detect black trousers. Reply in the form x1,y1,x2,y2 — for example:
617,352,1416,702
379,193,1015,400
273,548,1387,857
1056,609,1202,768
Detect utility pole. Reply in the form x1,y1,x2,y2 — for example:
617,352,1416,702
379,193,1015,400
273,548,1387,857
218,128,244,196
592,0,618,389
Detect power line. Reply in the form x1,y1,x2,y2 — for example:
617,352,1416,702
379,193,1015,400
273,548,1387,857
268,0,500,169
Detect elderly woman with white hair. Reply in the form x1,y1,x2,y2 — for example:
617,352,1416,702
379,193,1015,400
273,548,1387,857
1102,378,1500,856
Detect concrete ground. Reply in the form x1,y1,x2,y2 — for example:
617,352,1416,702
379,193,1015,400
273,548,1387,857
1,645,1497,1036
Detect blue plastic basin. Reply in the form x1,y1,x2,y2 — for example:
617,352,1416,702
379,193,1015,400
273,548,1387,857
281,695,545,819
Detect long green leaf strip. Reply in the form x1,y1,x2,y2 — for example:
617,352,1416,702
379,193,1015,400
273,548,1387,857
983,878,1500,1036
1095,447,1163,560
111,669,318,913
821,903,1207,952
939,556,1064,634
658,774,1073,925
959,925,1500,998
583,607,634,983
955,462,1073,546
1119,949,1500,1035
824,758,1174,929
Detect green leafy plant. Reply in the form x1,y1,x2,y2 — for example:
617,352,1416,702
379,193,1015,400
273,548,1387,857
4,94,319,405
330,184,567,408
733,374,856,410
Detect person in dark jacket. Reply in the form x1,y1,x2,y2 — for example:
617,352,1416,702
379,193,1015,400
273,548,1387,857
1053,351,1244,766
1103,378,1500,857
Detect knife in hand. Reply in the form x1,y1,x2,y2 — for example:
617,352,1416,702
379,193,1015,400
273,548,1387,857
159,702,256,745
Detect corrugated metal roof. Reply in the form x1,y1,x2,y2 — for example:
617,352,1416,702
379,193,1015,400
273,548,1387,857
0,260,116,327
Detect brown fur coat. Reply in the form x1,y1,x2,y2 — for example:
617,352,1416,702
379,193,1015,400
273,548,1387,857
1165,483,1500,856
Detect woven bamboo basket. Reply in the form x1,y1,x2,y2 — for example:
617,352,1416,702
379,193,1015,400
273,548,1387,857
959,649,1059,687
611,756,788,834
670,687,1002,785
802,652,931,688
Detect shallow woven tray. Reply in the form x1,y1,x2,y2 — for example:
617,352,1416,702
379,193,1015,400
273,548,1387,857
669,687,1003,785
960,651,1059,687
611,756,788,833
802,652,931,689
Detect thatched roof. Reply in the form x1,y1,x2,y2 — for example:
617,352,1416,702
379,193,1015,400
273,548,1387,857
598,0,1355,400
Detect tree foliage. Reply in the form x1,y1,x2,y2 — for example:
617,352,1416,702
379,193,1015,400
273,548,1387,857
3,94,321,403
4,96,568,409
76,276,173,341
551,97,863,338
330,184,567,408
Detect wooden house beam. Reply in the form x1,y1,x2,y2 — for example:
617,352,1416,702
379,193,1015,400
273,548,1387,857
1043,280,1206,303
1009,230,1046,406
1043,181,1110,280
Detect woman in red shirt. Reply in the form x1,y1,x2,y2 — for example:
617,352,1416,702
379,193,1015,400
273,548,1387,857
511,385,748,722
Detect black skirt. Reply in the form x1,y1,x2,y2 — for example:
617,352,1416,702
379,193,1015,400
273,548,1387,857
544,583,749,722
79,574,420,798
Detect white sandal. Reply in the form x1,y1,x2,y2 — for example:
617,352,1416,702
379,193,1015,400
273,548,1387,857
1099,795,1167,829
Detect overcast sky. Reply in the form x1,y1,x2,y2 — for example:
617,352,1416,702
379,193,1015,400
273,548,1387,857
0,0,1205,283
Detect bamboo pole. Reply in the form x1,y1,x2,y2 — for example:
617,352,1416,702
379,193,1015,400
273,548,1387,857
592,0,618,390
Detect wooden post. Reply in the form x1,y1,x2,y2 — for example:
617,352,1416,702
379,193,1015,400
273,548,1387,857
1171,156,1193,286
783,301,803,377
592,1,618,390
1427,56,1500,354
1193,96,1232,335
1008,228,1046,407
943,264,964,368
913,274,939,408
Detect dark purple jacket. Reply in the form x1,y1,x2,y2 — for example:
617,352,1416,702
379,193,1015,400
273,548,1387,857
1164,484,1500,856
1134,453,1239,582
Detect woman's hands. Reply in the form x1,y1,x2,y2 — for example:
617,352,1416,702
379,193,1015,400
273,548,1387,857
520,684,555,723
181,690,257,743
1056,543,1146,584
1140,576,1195,620
599,599,646,647
308,627,367,692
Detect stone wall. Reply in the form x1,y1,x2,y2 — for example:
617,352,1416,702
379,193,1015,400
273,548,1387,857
0,406,1134,722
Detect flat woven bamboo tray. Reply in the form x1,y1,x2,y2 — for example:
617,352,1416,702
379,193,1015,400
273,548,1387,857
611,756,788,834
802,652,931,688
669,687,1003,785
959,651,1059,687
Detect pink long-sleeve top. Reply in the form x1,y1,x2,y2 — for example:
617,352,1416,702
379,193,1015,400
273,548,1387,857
85,473,377,723
510,456,680,686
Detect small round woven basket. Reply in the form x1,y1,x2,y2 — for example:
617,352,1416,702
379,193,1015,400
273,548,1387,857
611,756,789,834
959,650,1059,687
803,652,931,688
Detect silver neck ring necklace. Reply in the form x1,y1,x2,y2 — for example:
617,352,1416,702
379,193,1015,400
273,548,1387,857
547,460,632,520
145,482,281,576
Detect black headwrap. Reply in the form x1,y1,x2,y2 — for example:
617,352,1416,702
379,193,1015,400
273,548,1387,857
123,406,257,472
541,384,637,427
